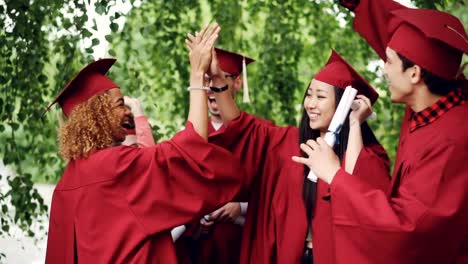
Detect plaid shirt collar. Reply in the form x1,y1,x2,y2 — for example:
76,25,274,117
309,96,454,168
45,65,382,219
410,89,465,132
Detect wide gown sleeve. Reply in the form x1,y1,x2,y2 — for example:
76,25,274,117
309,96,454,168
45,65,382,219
340,0,407,60
330,140,468,263
113,121,245,235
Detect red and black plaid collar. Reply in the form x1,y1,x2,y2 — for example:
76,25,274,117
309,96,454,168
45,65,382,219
410,89,465,132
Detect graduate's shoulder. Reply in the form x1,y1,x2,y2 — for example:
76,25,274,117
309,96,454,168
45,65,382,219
432,102,468,144
57,145,160,190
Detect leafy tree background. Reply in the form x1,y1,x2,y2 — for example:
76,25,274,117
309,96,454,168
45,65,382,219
0,0,466,251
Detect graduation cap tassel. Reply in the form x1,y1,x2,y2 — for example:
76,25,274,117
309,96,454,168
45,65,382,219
56,109,65,127
242,57,251,103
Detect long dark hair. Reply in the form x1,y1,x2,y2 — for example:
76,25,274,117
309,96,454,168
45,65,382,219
300,84,380,223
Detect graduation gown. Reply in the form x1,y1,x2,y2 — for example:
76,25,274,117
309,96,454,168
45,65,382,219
45,122,244,264
195,222,244,264
210,112,390,264
330,103,468,263
174,121,255,264
330,1,468,262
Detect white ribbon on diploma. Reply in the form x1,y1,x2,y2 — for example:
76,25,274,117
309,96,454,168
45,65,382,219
307,86,358,182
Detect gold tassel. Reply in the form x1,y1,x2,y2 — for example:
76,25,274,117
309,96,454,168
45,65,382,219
56,109,65,127
242,57,251,103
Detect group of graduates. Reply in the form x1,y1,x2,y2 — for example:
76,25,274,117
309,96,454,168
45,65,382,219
44,0,468,263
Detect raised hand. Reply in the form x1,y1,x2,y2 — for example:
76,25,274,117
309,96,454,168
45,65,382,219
186,23,221,74
124,96,144,118
349,94,373,125
208,48,223,78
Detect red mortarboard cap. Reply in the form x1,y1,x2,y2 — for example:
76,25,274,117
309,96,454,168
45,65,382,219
215,48,254,75
214,48,255,103
388,8,468,80
315,49,379,104
45,58,119,117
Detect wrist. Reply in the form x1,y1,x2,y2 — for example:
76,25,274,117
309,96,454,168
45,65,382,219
326,165,341,184
349,118,360,126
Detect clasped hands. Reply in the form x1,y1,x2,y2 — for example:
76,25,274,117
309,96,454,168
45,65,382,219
185,23,225,81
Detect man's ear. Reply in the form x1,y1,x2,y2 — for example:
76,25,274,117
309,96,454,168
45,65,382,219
233,75,243,92
409,65,423,85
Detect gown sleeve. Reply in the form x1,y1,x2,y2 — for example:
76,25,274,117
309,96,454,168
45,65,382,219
113,121,245,235
339,0,407,60
209,111,294,199
330,139,468,262
134,115,156,147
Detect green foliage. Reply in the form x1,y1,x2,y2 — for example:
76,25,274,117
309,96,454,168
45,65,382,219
0,0,104,252
0,0,466,257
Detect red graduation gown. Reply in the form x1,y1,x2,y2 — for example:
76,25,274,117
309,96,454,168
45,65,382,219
210,112,390,264
174,122,245,264
347,0,406,61
45,122,244,264
330,103,468,263
174,121,257,264
332,1,468,262
195,222,244,264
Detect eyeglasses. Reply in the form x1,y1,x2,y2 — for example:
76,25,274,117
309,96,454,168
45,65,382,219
203,74,238,83
224,74,238,79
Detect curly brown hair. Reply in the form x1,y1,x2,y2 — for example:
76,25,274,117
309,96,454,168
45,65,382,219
59,93,126,160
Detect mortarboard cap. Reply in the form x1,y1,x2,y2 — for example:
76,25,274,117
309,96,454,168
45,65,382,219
215,48,255,103
45,58,119,117
315,49,379,104
388,8,468,80
215,48,255,75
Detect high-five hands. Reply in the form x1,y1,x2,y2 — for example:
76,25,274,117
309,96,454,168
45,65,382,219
185,23,220,74
209,47,223,78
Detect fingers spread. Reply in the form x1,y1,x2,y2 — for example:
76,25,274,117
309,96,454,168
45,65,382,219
201,24,219,46
316,137,326,146
198,23,210,39
306,139,320,151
